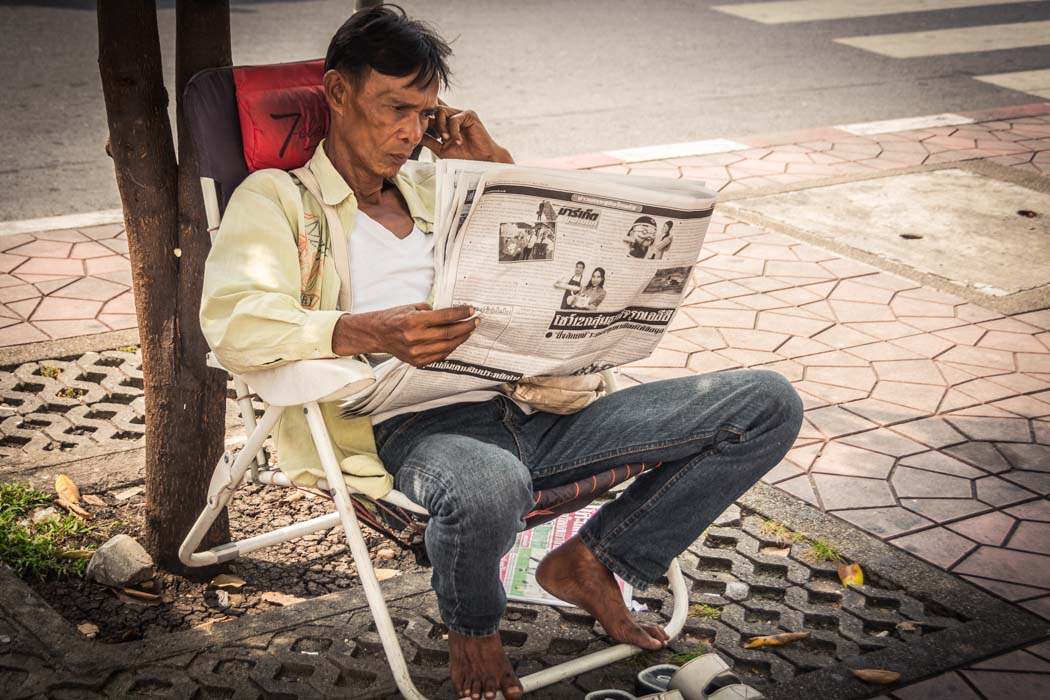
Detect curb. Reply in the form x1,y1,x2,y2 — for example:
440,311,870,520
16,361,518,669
529,102,1050,169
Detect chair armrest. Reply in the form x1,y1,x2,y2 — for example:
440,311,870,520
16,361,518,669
229,355,376,406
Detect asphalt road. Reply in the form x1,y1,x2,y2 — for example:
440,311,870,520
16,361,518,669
2,0,1049,221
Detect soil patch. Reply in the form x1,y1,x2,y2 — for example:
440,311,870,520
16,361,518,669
29,482,422,643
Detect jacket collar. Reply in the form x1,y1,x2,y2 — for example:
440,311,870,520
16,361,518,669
306,139,354,207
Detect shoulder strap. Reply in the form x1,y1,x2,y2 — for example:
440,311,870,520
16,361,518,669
292,167,353,313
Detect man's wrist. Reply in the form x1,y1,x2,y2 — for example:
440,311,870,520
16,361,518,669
332,312,379,356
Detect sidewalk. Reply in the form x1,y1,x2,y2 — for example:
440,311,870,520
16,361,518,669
1,103,1049,699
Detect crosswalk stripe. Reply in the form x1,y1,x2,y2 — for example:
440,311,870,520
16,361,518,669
837,113,974,136
975,68,1050,99
834,20,1050,58
712,0,1038,25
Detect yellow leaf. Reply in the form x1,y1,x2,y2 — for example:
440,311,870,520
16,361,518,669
82,494,106,507
851,669,900,684
210,574,246,590
57,498,93,521
55,474,81,504
743,631,809,649
59,549,95,560
838,562,864,587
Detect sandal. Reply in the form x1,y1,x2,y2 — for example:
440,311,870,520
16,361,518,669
636,654,765,700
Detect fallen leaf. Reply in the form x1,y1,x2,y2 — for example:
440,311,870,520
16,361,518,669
82,494,106,507
759,546,791,557
374,568,401,581
112,486,144,501
57,498,93,520
896,621,922,633
872,630,889,638
214,590,231,609
193,615,232,630
283,491,305,503
851,669,900,684
77,622,99,638
376,548,396,560
210,574,246,590
743,631,810,649
122,587,160,601
838,562,864,588
59,549,95,560
55,474,81,504
261,591,306,607
111,588,160,607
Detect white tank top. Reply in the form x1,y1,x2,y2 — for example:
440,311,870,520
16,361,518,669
348,210,435,314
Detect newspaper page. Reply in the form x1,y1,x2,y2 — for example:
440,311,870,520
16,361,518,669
342,164,715,416
498,505,632,607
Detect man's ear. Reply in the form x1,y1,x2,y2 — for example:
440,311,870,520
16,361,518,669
323,70,351,116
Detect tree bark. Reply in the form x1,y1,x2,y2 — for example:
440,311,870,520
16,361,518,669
98,0,231,577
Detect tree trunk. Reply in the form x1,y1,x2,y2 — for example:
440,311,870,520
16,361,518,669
98,0,230,577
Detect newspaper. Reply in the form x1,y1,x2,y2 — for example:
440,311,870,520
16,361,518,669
341,160,716,417
498,505,632,607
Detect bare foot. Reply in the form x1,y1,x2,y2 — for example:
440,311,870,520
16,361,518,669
448,630,523,700
536,535,668,649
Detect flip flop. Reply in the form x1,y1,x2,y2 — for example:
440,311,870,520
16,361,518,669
585,690,684,700
636,654,765,700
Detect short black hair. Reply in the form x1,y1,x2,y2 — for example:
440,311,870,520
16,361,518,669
325,4,452,89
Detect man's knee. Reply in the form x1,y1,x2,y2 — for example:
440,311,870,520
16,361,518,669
745,369,804,433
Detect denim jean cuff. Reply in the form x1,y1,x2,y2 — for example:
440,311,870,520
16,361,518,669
578,527,653,591
445,621,502,638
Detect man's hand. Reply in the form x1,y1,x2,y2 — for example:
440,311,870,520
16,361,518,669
333,303,478,367
423,100,514,164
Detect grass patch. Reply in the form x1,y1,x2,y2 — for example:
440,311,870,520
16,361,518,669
758,519,804,545
38,365,62,378
688,603,722,620
0,482,110,580
624,650,664,670
670,644,711,665
804,539,844,563
115,345,139,353
56,387,87,399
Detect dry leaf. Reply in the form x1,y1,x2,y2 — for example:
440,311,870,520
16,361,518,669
111,588,160,607
374,568,401,581
210,574,246,590
112,486,144,501
759,546,791,557
743,631,810,649
872,630,889,638
77,622,99,638
851,669,900,684
376,548,396,560
283,491,305,503
193,615,232,630
122,587,161,601
261,591,306,606
57,498,94,520
82,494,106,507
55,474,81,504
838,562,864,588
214,590,231,609
59,549,94,560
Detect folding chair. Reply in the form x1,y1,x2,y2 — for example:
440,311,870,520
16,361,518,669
177,59,689,699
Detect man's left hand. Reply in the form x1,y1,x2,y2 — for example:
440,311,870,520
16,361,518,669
423,100,514,164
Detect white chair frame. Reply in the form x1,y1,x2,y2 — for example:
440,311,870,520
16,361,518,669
180,176,689,699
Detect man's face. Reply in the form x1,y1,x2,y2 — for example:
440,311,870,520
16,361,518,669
630,223,656,240
575,263,585,274
329,69,439,179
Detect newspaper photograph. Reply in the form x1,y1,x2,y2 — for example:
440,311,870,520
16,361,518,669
342,161,716,418
498,505,632,607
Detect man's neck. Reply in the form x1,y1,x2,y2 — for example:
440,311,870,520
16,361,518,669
323,139,385,206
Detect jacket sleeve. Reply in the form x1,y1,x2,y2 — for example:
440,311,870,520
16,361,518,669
199,171,346,375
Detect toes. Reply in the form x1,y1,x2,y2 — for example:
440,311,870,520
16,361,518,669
483,675,498,699
502,678,524,700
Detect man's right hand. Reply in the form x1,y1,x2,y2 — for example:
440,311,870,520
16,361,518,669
332,303,478,367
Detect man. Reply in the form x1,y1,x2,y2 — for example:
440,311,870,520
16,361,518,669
624,216,657,258
201,7,803,700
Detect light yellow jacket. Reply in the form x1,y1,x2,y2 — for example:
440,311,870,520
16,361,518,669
200,141,436,498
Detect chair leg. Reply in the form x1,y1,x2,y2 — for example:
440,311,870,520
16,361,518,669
303,402,429,700
178,405,285,568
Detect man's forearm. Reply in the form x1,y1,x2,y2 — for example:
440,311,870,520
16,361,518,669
331,312,382,356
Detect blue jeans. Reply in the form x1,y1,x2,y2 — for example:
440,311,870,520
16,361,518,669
372,370,803,637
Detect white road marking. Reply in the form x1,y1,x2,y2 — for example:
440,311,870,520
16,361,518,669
713,0,1039,25
976,68,1050,99
837,112,974,135
604,139,752,163
0,209,124,237
834,20,1050,58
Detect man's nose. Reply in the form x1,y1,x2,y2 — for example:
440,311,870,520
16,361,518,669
404,115,425,144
